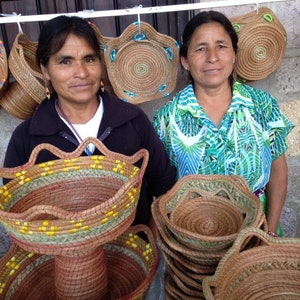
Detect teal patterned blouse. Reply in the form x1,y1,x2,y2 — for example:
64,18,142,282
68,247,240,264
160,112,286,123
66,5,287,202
153,81,294,193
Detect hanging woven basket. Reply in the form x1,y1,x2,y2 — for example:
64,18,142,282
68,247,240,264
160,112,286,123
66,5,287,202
0,32,46,119
104,21,179,104
202,227,300,300
230,7,287,81
0,39,8,100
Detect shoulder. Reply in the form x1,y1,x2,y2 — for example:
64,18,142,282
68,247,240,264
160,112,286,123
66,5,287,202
233,82,280,116
154,85,193,118
101,92,151,125
234,82,276,105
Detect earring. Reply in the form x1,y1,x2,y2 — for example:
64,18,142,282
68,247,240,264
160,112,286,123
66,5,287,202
46,86,50,100
232,67,238,82
100,80,105,93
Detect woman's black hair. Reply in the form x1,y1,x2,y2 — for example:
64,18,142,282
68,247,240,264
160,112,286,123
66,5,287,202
36,15,101,67
180,11,238,87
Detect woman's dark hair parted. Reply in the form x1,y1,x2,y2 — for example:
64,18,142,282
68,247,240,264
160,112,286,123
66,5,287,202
36,16,101,67
180,10,238,57
180,11,238,87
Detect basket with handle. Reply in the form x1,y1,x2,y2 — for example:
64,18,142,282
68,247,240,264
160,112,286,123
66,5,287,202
202,226,300,300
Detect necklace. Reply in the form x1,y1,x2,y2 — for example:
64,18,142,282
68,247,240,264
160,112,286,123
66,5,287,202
55,100,94,156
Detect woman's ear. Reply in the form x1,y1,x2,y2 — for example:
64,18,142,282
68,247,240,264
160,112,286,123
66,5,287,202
180,56,190,71
40,65,51,81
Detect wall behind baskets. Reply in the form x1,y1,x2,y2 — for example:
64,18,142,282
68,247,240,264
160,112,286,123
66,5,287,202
0,0,299,239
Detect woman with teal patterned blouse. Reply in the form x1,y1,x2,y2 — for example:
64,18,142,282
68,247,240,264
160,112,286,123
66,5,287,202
153,11,294,237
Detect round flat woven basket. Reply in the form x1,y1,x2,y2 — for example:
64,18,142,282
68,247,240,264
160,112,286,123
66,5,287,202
104,21,179,104
157,174,266,251
0,137,149,255
0,225,159,300
202,227,300,300
230,7,287,81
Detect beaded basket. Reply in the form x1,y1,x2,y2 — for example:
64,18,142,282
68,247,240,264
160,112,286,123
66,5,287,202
0,137,149,299
104,21,179,104
0,137,148,254
230,7,287,81
0,225,159,300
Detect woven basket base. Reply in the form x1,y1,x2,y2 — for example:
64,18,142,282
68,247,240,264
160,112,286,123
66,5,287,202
0,230,157,300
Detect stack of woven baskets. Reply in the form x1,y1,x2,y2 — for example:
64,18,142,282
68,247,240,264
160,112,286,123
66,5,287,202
0,138,159,299
152,174,266,299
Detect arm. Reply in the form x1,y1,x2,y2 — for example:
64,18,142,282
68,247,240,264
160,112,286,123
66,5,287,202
265,154,288,233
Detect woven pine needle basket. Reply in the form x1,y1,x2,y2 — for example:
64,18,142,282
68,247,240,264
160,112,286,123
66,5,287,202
0,225,158,300
105,224,159,300
0,39,8,99
152,199,228,268
230,7,287,81
0,137,148,255
104,21,179,104
9,32,45,104
156,174,266,251
202,227,300,300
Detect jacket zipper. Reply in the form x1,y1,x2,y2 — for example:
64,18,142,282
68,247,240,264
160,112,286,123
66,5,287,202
59,126,113,150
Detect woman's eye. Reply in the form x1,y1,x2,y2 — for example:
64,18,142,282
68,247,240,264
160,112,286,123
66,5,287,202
85,56,98,63
60,58,71,65
197,47,206,52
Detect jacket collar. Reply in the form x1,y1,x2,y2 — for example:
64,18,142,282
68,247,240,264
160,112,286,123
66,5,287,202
29,92,140,136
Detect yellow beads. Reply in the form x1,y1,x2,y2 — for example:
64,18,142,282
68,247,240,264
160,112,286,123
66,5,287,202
68,220,89,234
16,170,30,185
143,243,153,262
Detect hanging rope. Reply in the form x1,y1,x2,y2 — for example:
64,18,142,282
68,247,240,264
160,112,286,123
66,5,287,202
0,0,286,24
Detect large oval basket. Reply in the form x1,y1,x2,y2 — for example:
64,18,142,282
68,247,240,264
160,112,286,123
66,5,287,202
0,137,149,255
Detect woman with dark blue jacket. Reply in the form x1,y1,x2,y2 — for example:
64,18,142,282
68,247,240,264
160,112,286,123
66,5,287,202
3,15,177,226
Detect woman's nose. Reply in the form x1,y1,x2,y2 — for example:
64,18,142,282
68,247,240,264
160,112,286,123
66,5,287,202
206,49,219,63
74,61,88,77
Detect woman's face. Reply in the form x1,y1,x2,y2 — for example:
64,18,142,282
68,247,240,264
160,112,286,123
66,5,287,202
181,22,235,90
41,33,102,104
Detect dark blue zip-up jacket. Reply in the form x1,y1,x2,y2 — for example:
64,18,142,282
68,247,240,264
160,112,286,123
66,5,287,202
3,91,177,225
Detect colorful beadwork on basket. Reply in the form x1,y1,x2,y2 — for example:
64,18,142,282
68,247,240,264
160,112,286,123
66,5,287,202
0,138,149,255
0,157,139,246
0,224,158,300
